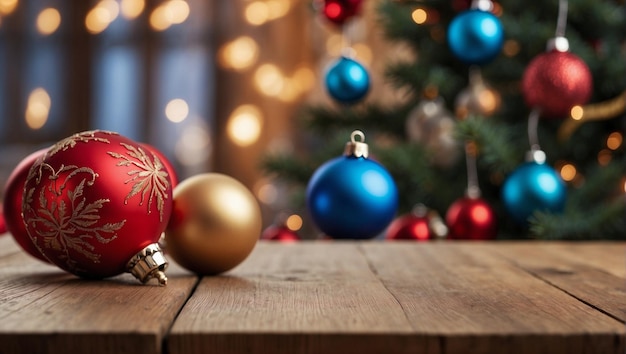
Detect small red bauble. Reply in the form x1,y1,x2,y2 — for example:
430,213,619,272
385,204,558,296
0,206,6,234
22,131,173,284
2,148,50,262
522,50,592,118
261,225,300,242
385,213,431,241
322,0,363,26
446,197,497,240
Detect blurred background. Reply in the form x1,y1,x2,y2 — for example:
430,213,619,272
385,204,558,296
0,0,393,230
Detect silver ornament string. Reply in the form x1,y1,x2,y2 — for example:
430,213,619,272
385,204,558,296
465,142,481,198
555,0,568,38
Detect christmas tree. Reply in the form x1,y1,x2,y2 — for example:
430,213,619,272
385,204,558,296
263,0,626,240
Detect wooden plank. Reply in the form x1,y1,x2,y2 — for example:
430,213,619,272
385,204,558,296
0,236,199,354
485,242,626,324
168,241,440,354
360,242,625,354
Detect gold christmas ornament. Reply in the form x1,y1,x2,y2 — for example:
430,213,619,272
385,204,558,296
164,173,262,275
455,69,501,119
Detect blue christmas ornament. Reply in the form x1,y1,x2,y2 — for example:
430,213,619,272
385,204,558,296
306,131,398,239
324,56,370,104
447,9,504,65
502,161,567,224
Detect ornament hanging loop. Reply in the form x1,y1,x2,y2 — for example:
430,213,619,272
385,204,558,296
344,130,369,158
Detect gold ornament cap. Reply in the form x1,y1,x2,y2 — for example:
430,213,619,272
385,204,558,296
127,243,169,286
344,130,369,158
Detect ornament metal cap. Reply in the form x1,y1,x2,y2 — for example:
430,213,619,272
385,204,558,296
546,36,569,52
127,243,169,286
344,130,369,158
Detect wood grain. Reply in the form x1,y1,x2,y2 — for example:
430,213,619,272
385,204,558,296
359,242,625,354
0,236,199,354
485,242,626,324
168,242,438,354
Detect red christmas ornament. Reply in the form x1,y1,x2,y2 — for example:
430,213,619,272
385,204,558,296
385,211,431,241
522,50,592,118
22,131,173,284
2,148,50,262
322,0,363,26
140,143,179,188
261,224,300,242
446,197,497,240
0,206,6,235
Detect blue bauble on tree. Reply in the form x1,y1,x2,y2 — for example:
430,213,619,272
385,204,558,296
325,56,370,104
502,161,567,224
447,9,504,65
307,131,398,239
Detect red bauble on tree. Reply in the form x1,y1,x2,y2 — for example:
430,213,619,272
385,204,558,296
22,131,173,284
261,224,300,242
522,50,592,118
322,0,363,26
446,197,497,240
2,148,50,262
386,205,431,241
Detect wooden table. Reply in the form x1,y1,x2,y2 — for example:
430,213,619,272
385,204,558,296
0,235,623,354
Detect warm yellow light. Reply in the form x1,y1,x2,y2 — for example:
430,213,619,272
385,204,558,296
255,64,284,97
0,0,17,15
266,0,290,20
293,66,315,92
570,105,584,120
165,98,189,123
227,105,263,147
85,7,114,34
150,5,171,31
165,0,189,25
607,132,622,150
503,40,520,57
623,180,626,193
325,34,343,57
25,88,51,130
412,8,427,24
99,0,120,20
560,164,576,182
120,0,145,19
255,181,278,205
245,2,269,26
175,125,211,166
218,36,259,71
353,43,373,66
36,8,61,35
285,214,303,231
597,149,612,166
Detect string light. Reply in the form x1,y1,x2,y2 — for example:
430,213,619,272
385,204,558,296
245,2,270,25
120,0,145,19
25,88,51,130
285,214,303,231
606,132,622,150
36,8,61,35
255,64,284,97
227,105,263,147
412,8,427,24
559,163,576,182
0,0,17,15
150,0,189,31
165,98,189,123
255,179,278,204
85,1,120,34
218,36,259,71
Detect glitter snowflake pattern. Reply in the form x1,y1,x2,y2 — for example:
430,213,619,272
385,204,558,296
107,143,170,222
23,164,126,272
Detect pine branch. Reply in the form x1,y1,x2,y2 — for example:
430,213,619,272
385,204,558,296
455,117,523,174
